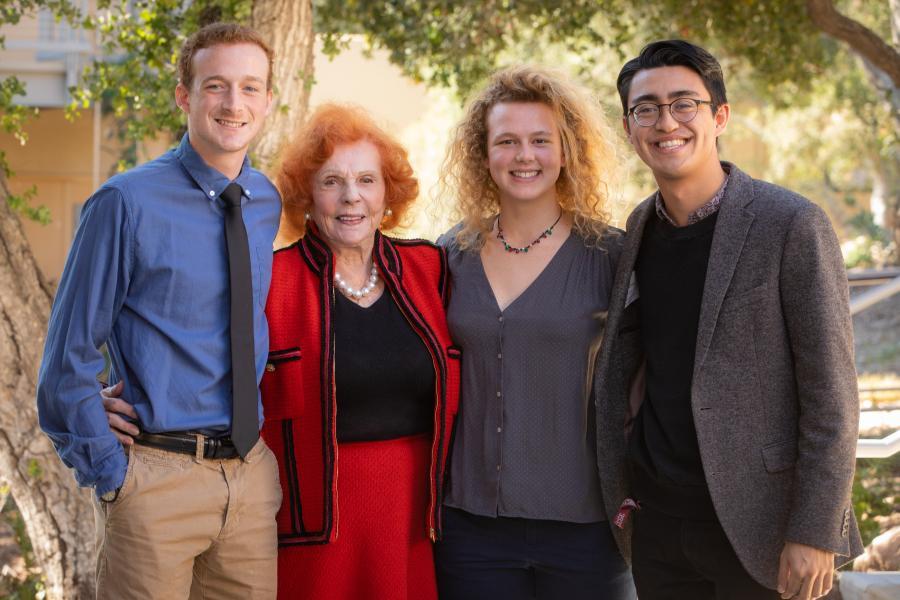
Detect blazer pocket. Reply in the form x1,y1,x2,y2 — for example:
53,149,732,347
261,347,305,422
721,283,768,313
266,347,302,372
761,440,798,473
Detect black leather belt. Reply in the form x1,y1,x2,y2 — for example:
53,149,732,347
134,431,240,460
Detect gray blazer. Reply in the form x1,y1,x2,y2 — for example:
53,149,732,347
593,163,864,588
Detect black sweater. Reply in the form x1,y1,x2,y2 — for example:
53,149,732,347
629,209,718,520
334,291,435,442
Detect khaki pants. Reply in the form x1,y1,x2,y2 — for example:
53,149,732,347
94,438,281,599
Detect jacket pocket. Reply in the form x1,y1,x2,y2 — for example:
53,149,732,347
266,347,302,372
261,347,304,421
761,440,798,473
721,284,768,313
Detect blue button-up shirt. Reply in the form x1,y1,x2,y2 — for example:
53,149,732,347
37,135,280,496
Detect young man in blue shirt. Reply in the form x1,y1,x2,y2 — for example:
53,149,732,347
37,23,282,598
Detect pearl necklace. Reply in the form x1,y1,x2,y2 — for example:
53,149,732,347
334,266,379,300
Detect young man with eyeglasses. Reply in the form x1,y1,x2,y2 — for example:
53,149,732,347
593,40,863,600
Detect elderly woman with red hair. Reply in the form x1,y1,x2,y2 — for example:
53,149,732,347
262,103,459,599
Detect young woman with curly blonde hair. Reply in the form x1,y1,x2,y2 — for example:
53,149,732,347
442,65,618,249
435,65,636,599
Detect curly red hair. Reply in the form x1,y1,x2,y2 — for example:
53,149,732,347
277,103,419,237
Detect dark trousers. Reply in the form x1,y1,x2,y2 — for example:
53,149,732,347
435,506,636,600
632,506,780,600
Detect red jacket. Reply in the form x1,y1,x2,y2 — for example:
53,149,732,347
260,229,460,546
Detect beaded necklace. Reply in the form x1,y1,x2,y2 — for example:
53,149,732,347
495,212,563,254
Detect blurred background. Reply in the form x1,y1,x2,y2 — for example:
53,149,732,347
0,1,897,598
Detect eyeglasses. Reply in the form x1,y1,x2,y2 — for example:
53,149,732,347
627,97,715,127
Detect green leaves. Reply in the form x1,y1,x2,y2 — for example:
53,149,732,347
853,454,899,545
1,2,81,220
0,76,37,145
68,0,185,162
316,0,624,98
0,76,48,222
315,0,839,102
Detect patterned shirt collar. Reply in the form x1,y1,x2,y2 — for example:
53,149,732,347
655,169,730,227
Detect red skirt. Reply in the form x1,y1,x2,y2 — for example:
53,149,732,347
277,434,437,600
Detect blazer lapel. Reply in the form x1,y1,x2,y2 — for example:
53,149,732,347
594,194,652,388
692,165,756,379
606,195,654,337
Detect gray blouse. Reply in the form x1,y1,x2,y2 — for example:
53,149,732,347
439,226,622,523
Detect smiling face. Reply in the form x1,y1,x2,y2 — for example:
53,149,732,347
624,65,728,186
310,140,387,253
486,102,564,207
175,42,272,176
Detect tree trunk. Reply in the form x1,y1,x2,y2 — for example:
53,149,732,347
889,0,900,258
251,0,315,248
0,175,95,598
806,0,900,88
808,0,900,261
867,156,900,263
862,60,900,261
251,0,315,173
890,0,900,47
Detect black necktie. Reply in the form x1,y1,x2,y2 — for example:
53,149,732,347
221,182,258,458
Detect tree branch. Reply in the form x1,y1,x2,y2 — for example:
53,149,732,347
806,0,900,88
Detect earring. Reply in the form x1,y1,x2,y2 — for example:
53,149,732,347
304,212,311,220
385,208,393,217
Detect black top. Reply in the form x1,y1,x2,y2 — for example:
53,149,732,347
630,209,718,520
334,290,435,442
